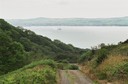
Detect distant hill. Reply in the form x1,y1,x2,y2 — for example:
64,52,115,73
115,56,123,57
7,17,128,26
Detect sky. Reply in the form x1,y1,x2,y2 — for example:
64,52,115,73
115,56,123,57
0,0,128,19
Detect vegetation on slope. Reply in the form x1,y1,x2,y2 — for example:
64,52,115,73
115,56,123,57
0,59,57,84
2,18,128,83
79,41,128,83
0,19,84,75
0,59,80,84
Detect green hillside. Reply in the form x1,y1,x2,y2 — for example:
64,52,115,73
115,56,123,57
0,59,57,84
0,19,84,75
79,40,128,83
1,19,128,83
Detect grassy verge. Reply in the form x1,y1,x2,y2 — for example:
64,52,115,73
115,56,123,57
0,59,57,84
81,55,128,84
0,59,79,84
80,43,128,84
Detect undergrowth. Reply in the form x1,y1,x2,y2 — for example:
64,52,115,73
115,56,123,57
0,59,57,84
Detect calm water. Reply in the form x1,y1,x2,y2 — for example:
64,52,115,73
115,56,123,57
24,26,128,48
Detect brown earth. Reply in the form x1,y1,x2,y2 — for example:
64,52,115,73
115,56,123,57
58,70,93,84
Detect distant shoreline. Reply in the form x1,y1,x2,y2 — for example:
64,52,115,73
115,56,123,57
6,17,128,27
22,25,128,27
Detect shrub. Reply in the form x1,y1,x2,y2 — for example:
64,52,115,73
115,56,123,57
40,59,57,68
67,64,79,70
112,62,128,77
0,66,56,84
23,59,57,70
96,72,107,80
57,63,64,69
95,49,108,66
0,60,57,84
78,50,93,63
60,59,69,63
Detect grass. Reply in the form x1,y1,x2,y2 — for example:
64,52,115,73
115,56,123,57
0,59,79,84
98,55,128,71
98,55,128,81
80,43,128,84
0,59,57,84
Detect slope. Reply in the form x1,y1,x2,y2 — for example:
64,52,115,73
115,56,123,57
0,19,84,75
79,40,128,84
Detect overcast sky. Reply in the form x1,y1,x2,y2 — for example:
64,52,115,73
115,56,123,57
0,0,128,19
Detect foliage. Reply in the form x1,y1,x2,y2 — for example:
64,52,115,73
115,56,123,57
78,50,93,63
22,59,57,70
0,59,57,84
56,62,79,70
0,30,26,74
67,64,79,70
95,48,108,66
55,52,78,63
109,62,128,77
96,72,107,80
0,19,84,75
80,40,128,83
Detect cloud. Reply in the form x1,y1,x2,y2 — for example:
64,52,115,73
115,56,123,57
1,0,128,19
58,1,69,5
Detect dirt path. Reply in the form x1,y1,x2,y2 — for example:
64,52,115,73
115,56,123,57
59,70,93,84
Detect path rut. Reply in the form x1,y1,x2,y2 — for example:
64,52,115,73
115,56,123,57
59,70,93,84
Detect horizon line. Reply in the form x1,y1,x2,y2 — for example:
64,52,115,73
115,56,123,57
4,16,128,20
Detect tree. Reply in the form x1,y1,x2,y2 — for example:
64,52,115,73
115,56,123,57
98,43,105,49
78,50,93,63
8,42,26,67
0,31,26,73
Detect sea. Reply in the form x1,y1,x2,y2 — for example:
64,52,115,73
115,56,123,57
24,26,128,49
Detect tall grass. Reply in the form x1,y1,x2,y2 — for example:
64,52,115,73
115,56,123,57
0,59,57,84
80,43,128,83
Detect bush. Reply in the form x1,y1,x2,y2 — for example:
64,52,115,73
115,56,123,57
95,49,108,66
40,59,57,68
60,59,69,63
67,64,79,70
96,72,107,80
0,66,56,84
23,59,57,70
78,50,93,63
57,63,64,69
112,62,128,77
0,59,57,84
